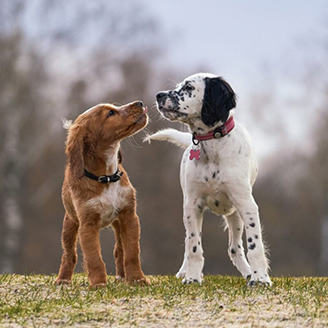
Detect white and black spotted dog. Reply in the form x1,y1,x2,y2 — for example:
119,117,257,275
146,73,272,286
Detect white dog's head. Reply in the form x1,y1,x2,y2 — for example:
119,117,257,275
156,73,237,131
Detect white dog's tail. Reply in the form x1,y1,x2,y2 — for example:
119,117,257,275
144,129,192,149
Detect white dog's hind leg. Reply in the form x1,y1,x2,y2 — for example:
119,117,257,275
225,212,252,279
229,188,272,286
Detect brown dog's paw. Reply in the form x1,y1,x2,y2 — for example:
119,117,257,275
126,276,150,286
55,279,71,285
115,275,124,283
89,282,107,290
136,277,150,286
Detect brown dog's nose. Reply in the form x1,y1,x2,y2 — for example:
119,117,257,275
134,101,144,108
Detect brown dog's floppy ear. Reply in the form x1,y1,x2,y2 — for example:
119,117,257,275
201,77,237,127
66,124,85,180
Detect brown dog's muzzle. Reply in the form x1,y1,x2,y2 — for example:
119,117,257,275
122,101,148,125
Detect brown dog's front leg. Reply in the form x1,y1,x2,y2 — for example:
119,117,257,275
119,208,149,285
79,221,107,287
112,220,125,280
56,214,79,285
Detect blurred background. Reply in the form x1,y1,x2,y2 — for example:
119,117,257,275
0,0,328,277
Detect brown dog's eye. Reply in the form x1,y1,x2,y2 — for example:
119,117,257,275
107,110,116,117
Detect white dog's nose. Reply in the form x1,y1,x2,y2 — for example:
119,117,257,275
156,92,166,101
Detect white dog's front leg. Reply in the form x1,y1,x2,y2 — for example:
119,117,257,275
176,212,203,280
177,199,204,284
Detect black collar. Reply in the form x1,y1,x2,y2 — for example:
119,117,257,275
84,169,123,184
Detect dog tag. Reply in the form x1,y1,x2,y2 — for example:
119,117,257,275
189,149,200,161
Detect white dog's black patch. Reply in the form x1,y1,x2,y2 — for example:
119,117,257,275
201,77,236,126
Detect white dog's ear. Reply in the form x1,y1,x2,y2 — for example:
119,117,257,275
201,77,237,127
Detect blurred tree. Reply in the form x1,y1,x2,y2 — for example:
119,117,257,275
305,108,328,274
0,0,154,272
4,0,327,278
249,56,328,276
254,152,320,276
0,0,187,275
0,31,48,272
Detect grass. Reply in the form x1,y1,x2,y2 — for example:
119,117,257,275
0,275,327,327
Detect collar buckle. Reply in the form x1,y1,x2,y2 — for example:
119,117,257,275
98,176,109,183
213,126,227,138
84,169,124,184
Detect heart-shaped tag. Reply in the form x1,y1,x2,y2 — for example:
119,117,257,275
189,149,200,161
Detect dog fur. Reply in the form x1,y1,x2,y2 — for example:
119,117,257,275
56,101,149,287
146,73,272,286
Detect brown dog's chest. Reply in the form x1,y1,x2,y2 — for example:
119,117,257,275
85,183,131,228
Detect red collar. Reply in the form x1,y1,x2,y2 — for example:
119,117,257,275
193,116,235,144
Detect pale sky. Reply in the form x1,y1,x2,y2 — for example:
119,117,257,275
141,0,328,159
142,0,327,84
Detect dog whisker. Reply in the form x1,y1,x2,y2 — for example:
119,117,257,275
126,135,143,149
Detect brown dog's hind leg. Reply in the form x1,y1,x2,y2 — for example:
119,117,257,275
112,220,125,280
56,214,79,285
119,208,149,285
79,219,107,287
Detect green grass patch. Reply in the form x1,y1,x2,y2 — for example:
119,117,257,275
0,274,327,327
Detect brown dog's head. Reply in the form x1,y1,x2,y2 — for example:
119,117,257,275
65,101,148,180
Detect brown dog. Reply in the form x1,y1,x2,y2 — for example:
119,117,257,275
56,101,149,287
